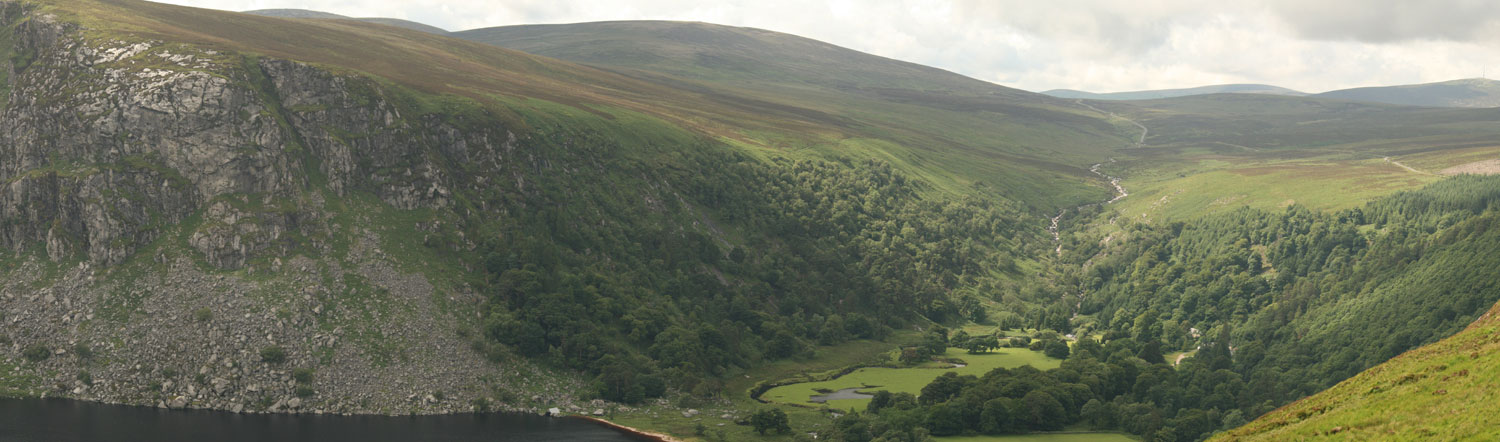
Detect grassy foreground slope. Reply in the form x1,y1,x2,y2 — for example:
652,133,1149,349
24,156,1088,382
1216,302,1500,441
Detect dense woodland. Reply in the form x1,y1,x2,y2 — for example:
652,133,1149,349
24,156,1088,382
451,122,1039,402
827,175,1500,441
423,107,1500,442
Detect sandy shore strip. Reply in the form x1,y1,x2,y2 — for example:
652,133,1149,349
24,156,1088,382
568,415,687,442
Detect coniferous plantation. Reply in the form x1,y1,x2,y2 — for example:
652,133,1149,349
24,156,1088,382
1,1,1499,441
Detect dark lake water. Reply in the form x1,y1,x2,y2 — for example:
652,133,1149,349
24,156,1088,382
0,398,648,442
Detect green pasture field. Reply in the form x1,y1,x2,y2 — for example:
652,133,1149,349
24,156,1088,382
1103,145,1474,222
762,347,1062,412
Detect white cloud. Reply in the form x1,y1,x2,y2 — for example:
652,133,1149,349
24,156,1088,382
152,0,1500,93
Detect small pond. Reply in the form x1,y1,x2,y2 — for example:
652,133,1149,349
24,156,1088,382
809,387,874,403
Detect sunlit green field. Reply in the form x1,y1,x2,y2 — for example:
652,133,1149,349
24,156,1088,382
762,347,1061,411
1104,143,1500,223
1113,154,1439,222
1084,93,1500,223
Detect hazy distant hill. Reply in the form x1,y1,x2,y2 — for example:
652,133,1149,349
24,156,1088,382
1042,84,1306,100
244,8,450,35
455,20,1041,97
1314,78,1500,108
451,20,1141,208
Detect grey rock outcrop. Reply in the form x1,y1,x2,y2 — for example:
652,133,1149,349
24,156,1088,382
0,1,587,416
0,3,492,269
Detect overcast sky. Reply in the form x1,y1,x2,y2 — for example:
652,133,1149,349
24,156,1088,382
156,0,1500,93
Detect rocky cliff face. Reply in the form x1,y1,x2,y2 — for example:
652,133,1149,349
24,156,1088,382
0,3,479,270
0,3,589,415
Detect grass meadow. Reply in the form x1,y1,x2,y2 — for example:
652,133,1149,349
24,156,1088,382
762,347,1061,412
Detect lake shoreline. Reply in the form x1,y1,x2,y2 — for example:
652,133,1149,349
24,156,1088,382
0,396,651,441
3,393,688,441
568,415,685,442
4,391,557,417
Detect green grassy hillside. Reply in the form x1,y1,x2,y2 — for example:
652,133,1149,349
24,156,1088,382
1083,94,1500,221
1215,301,1500,441
455,21,1133,210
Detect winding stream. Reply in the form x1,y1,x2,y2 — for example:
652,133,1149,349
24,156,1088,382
1049,159,1128,256
1091,161,1129,204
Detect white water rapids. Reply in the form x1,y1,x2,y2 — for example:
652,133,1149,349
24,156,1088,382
1050,159,1127,256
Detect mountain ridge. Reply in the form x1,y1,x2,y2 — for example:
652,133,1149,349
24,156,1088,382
1312,77,1500,108
1043,83,1307,100
1047,78,1500,108
238,8,1500,110
450,19,1143,210
244,8,451,35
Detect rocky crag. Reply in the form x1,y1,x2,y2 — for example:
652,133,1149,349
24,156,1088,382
0,2,600,415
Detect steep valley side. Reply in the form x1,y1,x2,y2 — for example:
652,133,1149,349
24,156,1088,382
0,0,1046,419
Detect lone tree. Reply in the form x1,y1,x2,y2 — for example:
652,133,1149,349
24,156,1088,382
967,336,1000,354
750,408,791,435
1043,340,1070,359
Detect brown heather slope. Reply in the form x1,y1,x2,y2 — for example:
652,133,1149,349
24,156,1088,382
50,0,843,139
72,1,1136,210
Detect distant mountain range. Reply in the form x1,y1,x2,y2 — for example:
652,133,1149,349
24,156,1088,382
1313,78,1500,108
1042,84,1306,101
1045,78,1500,108
244,9,451,35
247,8,1500,110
